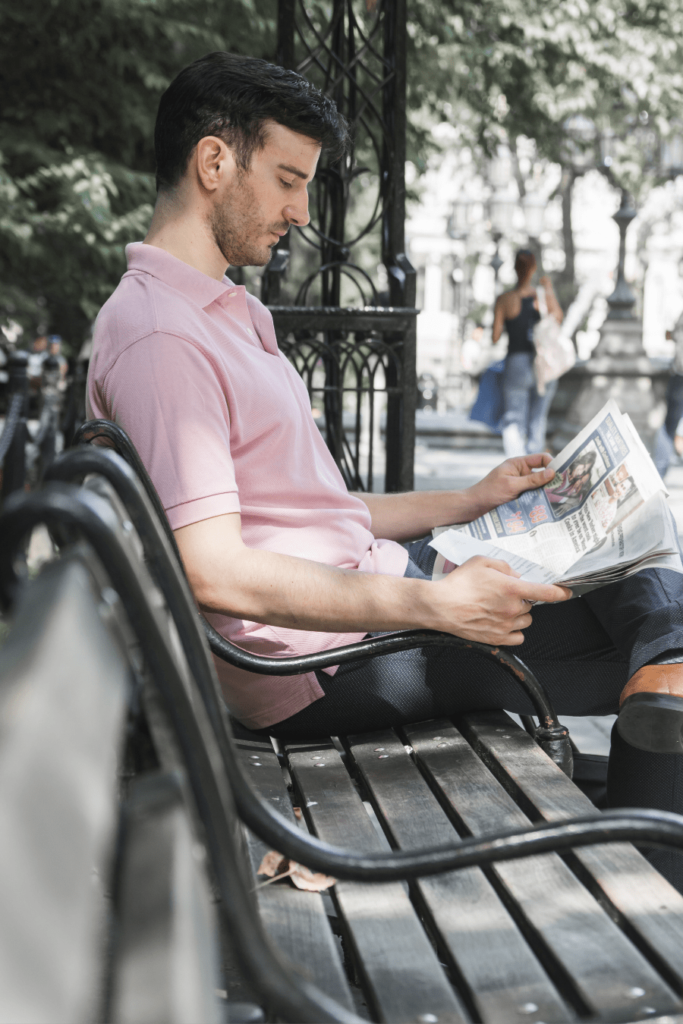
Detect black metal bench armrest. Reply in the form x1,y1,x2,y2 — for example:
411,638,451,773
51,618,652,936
73,418,180,555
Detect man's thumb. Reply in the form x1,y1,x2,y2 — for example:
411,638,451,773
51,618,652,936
527,465,554,487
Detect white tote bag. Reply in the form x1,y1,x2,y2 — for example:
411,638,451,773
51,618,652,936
533,286,575,395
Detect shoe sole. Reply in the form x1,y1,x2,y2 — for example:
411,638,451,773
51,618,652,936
617,692,683,754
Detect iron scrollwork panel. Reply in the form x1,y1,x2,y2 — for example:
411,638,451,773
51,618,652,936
270,0,415,309
272,309,416,493
269,0,417,493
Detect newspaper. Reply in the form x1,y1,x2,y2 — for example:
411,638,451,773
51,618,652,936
430,399,683,595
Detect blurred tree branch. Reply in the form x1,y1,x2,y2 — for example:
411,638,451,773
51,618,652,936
2,0,682,344
0,0,276,348
405,0,683,304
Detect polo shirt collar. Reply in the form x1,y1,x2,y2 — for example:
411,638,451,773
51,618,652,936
125,241,234,309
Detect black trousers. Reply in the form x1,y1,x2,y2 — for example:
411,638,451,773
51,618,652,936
268,538,683,889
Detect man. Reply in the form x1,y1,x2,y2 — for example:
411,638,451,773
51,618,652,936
88,52,683,889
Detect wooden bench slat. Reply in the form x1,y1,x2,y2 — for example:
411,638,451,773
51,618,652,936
464,710,683,997
405,718,681,1022
234,735,354,1012
347,728,572,1024
0,560,128,1024
286,739,469,1024
111,772,223,1024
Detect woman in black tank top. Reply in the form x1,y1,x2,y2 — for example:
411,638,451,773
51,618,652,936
491,249,563,458
505,294,540,355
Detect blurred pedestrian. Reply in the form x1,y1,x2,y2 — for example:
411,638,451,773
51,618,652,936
48,335,68,385
653,312,683,480
491,250,563,457
27,334,48,382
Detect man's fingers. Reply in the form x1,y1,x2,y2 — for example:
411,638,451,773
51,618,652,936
480,557,521,578
509,613,533,630
524,465,554,485
500,631,525,646
525,452,552,469
456,555,522,579
503,460,554,496
516,581,572,604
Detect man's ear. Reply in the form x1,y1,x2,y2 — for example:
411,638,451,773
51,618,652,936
194,136,236,193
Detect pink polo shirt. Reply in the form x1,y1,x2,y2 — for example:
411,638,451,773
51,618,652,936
88,242,408,728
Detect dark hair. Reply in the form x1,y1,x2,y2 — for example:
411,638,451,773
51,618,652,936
154,51,349,190
572,450,597,473
514,249,537,281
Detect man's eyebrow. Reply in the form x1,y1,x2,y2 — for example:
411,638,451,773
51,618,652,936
277,163,310,180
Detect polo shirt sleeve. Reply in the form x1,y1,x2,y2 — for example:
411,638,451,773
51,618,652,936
100,332,241,530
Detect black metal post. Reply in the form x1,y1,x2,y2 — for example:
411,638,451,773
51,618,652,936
605,190,637,320
36,354,62,472
491,231,503,294
382,0,416,309
61,358,88,448
384,318,416,492
1,351,29,500
276,0,296,69
381,0,415,491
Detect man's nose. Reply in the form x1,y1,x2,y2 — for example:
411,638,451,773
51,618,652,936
285,190,311,228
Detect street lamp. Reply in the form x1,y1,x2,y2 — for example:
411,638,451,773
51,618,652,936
605,191,637,320
598,125,617,170
447,195,470,240
489,189,516,236
488,145,512,190
557,110,669,448
561,115,597,172
522,192,546,240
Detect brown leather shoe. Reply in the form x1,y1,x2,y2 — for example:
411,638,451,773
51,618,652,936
618,665,683,753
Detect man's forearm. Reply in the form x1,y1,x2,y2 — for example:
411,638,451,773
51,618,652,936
187,542,436,632
352,488,485,542
175,511,571,647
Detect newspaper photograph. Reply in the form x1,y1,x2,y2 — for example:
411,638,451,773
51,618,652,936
430,399,682,595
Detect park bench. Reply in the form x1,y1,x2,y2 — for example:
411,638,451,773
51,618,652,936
0,529,233,1023
3,427,683,1021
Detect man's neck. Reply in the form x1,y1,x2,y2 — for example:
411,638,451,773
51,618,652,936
144,196,228,282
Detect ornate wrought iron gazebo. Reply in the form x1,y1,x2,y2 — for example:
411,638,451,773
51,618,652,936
267,0,417,492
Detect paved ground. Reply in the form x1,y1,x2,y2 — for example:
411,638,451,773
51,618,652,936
413,437,683,755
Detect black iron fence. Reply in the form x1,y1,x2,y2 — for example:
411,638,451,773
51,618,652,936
270,0,418,493
0,350,89,503
273,306,416,492
0,352,29,500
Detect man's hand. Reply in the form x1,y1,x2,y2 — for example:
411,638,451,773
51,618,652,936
463,453,555,520
433,556,571,646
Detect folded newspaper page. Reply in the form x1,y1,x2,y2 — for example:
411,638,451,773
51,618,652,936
430,399,683,595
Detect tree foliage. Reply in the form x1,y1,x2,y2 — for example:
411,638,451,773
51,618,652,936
0,0,275,348
2,0,682,345
407,0,683,178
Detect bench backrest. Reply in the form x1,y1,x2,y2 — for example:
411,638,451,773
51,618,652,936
0,552,223,1024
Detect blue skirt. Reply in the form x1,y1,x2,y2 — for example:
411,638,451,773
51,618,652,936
469,359,505,433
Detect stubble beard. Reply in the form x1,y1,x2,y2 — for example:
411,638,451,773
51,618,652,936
210,172,284,268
